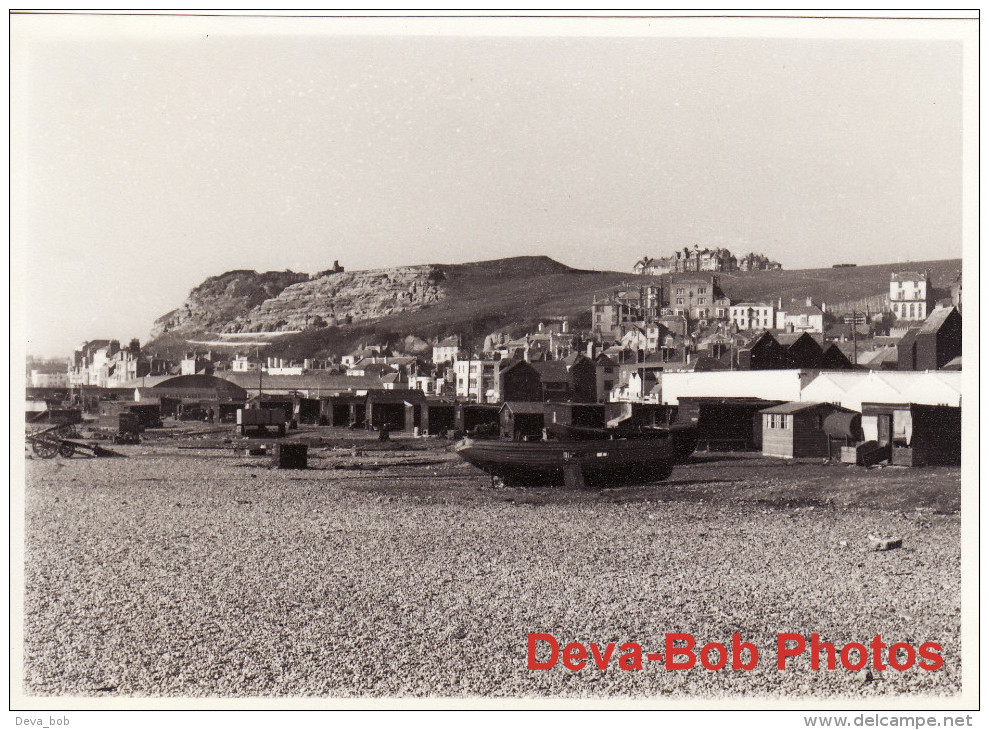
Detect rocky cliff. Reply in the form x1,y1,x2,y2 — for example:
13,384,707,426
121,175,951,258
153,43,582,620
150,270,311,338
150,265,447,339
223,266,446,333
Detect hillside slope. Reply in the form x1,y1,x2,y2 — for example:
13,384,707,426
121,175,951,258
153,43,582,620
144,256,961,360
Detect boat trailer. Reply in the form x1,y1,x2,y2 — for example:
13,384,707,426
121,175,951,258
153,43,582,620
26,423,124,459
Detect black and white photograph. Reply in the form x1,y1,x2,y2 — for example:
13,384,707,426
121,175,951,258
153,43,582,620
11,11,978,720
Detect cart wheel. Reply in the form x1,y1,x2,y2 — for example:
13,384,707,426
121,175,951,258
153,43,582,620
56,424,78,438
58,442,75,458
32,440,59,459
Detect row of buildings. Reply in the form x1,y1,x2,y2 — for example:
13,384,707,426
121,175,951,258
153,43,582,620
633,247,782,275
594,270,946,339
42,262,962,414
45,301,960,419
37,366,959,467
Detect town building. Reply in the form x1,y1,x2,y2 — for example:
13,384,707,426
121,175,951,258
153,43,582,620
775,298,825,333
889,271,933,321
950,271,962,312
453,357,500,403
30,371,70,388
591,284,662,342
231,355,261,373
896,305,962,371
729,302,775,331
594,354,619,404
341,345,386,368
634,247,780,275
432,336,462,364
666,275,730,324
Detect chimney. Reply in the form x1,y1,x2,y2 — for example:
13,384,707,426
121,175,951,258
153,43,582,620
586,341,595,359
806,296,813,307
562,318,569,333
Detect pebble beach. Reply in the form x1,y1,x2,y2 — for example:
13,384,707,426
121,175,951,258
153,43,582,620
21,435,962,700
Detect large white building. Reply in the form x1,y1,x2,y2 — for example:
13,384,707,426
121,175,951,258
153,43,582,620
453,357,499,403
775,298,824,333
890,271,932,321
729,302,775,331
432,336,461,364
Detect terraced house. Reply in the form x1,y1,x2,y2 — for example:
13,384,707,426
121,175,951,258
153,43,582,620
666,275,730,325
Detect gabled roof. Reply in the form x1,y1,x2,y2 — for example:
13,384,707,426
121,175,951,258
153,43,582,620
781,303,823,317
891,271,927,282
761,401,846,415
499,358,537,376
896,327,921,352
918,306,958,334
942,355,962,371
742,330,778,349
531,360,570,383
499,401,547,414
775,332,824,348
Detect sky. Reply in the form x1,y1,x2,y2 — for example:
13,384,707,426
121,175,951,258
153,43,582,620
12,15,972,358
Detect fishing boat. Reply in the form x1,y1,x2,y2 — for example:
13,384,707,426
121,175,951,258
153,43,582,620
543,421,698,464
454,433,676,488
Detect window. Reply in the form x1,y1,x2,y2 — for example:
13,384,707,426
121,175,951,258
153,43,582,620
698,287,707,294
698,297,706,305
677,288,685,295
676,298,684,305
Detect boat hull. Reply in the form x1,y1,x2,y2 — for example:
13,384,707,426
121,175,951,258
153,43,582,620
544,422,697,463
454,437,675,487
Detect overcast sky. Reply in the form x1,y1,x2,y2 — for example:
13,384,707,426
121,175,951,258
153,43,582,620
12,15,972,357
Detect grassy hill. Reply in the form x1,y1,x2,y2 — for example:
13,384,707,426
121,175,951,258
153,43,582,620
144,256,961,360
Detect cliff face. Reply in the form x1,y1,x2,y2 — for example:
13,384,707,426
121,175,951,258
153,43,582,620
150,270,310,338
149,265,447,339
223,266,446,333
